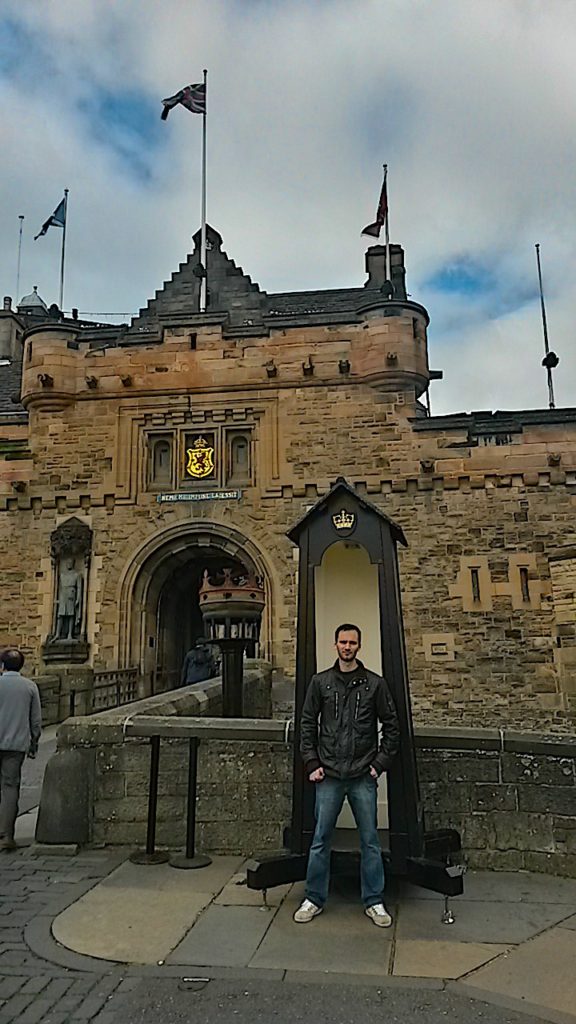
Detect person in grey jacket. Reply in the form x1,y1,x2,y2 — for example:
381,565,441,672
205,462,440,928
294,624,399,927
0,648,42,851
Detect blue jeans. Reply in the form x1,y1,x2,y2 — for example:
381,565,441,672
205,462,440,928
305,774,385,909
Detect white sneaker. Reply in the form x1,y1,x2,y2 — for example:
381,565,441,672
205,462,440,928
365,903,392,928
293,899,323,923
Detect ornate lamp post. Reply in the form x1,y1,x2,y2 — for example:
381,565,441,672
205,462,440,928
199,567,265,717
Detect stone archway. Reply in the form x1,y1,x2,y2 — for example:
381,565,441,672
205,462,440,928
116,521,277,694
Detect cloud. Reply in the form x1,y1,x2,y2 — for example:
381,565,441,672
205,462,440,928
0,0,574,410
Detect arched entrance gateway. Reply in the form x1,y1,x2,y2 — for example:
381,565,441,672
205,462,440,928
116,522,276,695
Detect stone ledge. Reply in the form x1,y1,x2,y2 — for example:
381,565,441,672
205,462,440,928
504,732,576,757
30,843,79,857
415,726,501,751
415,726,576,757
125,715,293,742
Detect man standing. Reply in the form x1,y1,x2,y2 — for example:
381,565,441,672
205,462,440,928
294,624,399,927
0,648,42,852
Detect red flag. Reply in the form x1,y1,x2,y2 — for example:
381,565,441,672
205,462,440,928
362,168,388,238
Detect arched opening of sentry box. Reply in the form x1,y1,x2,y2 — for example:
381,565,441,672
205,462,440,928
315,540,388,831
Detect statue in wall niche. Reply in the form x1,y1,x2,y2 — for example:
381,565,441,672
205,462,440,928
55,556,84,641
44,517,93,656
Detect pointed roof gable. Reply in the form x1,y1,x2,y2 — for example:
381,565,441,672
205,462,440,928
130,224,267,332
288,477,407,547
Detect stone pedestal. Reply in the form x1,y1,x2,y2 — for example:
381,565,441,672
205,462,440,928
41,640,89,665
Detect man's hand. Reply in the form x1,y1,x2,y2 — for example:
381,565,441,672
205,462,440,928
309,767,325,783
27,744,37,760
369,765,379,779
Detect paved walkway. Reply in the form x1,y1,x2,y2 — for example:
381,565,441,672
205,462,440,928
2,842,576,1024
1,731,576,1023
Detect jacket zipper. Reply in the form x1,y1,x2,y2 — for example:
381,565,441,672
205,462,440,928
354,691,361,720
334,691,339,718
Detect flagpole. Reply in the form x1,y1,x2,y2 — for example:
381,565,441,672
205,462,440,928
15,215,24,303
199,69,208,313
59,189,69,311
535,243,556,410
383,164,390,284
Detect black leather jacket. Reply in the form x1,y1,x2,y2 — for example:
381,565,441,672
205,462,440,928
299,660,400,779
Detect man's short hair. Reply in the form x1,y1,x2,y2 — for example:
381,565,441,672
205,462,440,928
334,623,362,644
0,648,25,671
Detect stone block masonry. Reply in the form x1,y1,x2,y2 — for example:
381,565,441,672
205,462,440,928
38,678,576,879
417,729,576,877
2,237,576,734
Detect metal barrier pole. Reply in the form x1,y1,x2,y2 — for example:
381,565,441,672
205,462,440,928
170,737,211,869
130,735,169,865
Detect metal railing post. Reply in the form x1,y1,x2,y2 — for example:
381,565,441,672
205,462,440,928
130,735,169,865
170,737,211,869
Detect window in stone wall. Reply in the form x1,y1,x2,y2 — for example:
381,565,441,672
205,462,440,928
520,567,531,603
227,431,251,485
448,555,493,611
149,435,173,488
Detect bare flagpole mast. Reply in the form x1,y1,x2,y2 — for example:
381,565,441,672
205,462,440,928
535,243,557,410
59,189,69,311
199,69,208,313
15,215,24,303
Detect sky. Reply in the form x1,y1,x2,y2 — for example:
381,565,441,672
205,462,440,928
0,0,574,415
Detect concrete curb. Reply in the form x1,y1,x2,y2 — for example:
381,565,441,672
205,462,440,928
448,980,576,1024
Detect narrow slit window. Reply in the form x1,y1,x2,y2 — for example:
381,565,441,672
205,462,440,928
520,567,531,603
470,568,481,603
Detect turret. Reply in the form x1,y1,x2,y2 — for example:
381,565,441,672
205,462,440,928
355,244,432,401
21,323,80,412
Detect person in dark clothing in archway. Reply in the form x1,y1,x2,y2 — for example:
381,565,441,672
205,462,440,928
180,638,218,686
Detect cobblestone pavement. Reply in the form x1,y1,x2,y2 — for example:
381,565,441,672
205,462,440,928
0,847,134,1024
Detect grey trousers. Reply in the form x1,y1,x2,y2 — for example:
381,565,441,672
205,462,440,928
0,750,25,840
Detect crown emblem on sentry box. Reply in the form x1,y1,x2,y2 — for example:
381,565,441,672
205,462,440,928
332,509,356,531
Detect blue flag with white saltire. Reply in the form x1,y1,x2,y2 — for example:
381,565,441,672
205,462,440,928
34,198,66,240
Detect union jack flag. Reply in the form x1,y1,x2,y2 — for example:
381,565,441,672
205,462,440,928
161,82,206,120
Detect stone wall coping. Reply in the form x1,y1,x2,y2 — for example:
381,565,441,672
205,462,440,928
414,726,501,750
55,663,272,746
124,715,293,743
414,725,576,757
503,731,576,757
85,677,222,723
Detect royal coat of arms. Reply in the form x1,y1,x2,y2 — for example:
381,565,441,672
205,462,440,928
186,437,215,478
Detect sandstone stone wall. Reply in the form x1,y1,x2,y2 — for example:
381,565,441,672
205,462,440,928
1,311,575,732
41,680,576,878
37,665,280,852
417,729,576,878
91,736,292,854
